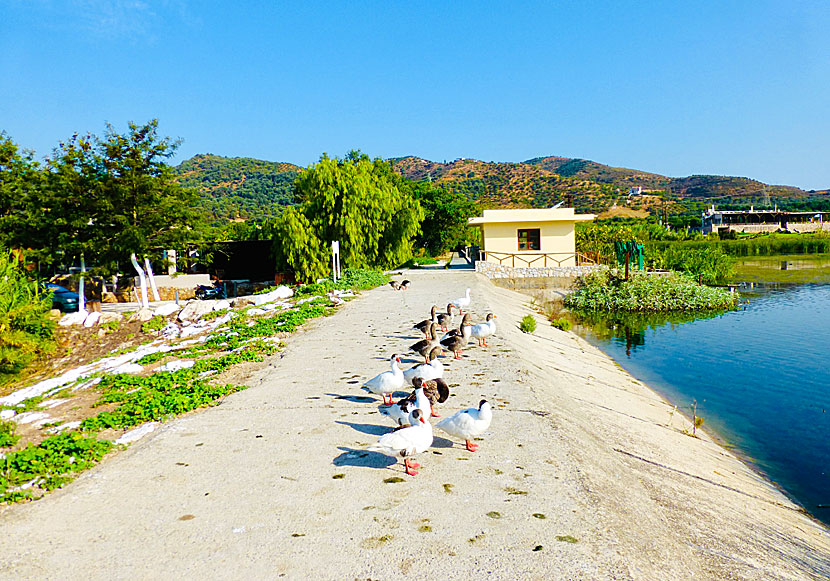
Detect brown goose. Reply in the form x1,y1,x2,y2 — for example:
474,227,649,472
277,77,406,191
440,324,471,359
410,323,441,363
409,376,450,416
441,313,471,341
437,303,455,331
414,305,439,337
389,281,401,290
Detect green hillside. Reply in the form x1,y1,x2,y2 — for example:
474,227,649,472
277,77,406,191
174,154,301,224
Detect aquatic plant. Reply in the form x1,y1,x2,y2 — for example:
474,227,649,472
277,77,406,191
565,269,738,312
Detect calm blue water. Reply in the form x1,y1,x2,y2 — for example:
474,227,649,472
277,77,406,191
575,284,830,526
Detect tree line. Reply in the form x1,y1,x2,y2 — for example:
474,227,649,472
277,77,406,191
0,120,480,282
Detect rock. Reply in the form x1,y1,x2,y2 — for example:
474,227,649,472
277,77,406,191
101,291,118,303
115,422,158,445
154,303,181,317
213,299,231,312
83,312,102,328
161,323,181,338
0,409,15,420
111,362,143,374
178,300,215,322
246,308,267,316
231,297,253,308
14,411,50,425
98,312,122,325
159,360,195,372
128,308,154,323
252,286,294,305
58,311,88,326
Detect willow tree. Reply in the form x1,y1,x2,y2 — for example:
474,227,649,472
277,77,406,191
274,151,423,281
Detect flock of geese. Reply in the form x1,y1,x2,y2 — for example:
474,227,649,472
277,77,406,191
362,284,496,476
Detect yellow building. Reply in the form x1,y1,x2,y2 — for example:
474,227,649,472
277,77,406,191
468,208,595,267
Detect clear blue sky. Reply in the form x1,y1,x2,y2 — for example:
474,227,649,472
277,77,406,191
3,1,829,190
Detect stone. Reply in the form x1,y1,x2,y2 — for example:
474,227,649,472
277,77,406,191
128,308,155,322
231,297,253,308
177,300,215,322
154,303,181,317
58,311,88,327
98,312,122,325
83,311,101,328
213,299,231,312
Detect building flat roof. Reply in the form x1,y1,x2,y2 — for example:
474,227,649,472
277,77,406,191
468,208,595,225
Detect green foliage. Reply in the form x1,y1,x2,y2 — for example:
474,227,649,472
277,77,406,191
576,219,700,264
141,315,166,334
275,151,424,281
0,433,112,502
565,269,738,312
0,249,56,381
0,419,20,448
410,182,478,255
519,314,537,334
646,244,735,284
550,318,572,331
334,268,390,290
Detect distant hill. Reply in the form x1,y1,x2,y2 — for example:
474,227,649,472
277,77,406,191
174,154,301,224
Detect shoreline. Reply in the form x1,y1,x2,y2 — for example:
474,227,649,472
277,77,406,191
0,269,827,579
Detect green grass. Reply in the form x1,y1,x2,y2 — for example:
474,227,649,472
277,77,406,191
519,314,536,334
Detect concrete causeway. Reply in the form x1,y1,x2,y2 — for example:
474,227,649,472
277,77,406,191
1,269,828,579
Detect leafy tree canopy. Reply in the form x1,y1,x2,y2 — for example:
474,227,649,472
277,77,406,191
409,181,479,255
274,151,424,281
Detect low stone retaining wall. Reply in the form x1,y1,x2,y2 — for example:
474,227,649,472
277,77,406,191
476,260,604,280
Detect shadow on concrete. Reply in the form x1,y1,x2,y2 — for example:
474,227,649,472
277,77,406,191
335,421,393,436
333,447,397,469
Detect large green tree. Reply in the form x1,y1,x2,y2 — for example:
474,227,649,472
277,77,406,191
409,181,479,255
8,120,200,275
274,151,423,281
0,133,43,250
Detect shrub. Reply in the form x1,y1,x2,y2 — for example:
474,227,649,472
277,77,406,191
519,314,536,334
0,249,56,381
646,244,735,284
0,419,20,448
550,318,572,331
565,269,738,313
141,315,166,334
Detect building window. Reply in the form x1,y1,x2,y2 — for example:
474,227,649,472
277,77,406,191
518,228,540,250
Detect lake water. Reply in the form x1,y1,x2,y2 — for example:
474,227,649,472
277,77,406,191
573,282,830,526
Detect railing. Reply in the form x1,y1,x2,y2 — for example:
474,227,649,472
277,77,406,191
480,251,598,268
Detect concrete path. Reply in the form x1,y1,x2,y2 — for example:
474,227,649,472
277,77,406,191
1,269,828,580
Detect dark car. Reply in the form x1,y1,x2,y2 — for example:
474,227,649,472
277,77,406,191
43,283,80,312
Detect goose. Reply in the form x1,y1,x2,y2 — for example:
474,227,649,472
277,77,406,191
410,322,441,362
362,354,404,405
400,280,411,290
450,288,471,314
440,325,471,359
369,408,433,476
437,303,455,331
414,306,439,336
403,348,444,384
435,399,493,452
380,385,431,427
389,281,401,291
470,313,497,347
440,313,471,341
410,376,450,417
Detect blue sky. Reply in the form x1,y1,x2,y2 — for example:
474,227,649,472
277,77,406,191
2,1,829,189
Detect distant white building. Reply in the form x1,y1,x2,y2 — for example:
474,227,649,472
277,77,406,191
628,186,642,196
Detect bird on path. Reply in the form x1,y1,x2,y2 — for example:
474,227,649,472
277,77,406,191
369,408,433,476
470,313,497,347
400,280,411,290
414,306,438,336
380,385,431,427
435,400,493,452
402,347,444,384
363,354,404,406
437,303,455,331
450,288,471,314
410,322,441,362
389,281,401,291
410,376,450,417
441,325,471,359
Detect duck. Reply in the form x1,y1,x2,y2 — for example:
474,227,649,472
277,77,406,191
470,313,497,347
410,322,441,362
435,399,493,452
409,376,450,417
414,306,439,336
403,347,444,384
389,281,401,291
450,288,472,314
362,354,404,405
380,385,431,427
400,280,411,290
437,303,455,331
369,408,433,476
440,325,471,359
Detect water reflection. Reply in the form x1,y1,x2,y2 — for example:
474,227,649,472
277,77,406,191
571,310,725,356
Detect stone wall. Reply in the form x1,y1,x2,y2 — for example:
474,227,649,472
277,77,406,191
475,260,605,290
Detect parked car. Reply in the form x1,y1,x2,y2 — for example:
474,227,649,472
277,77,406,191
42,283,80,312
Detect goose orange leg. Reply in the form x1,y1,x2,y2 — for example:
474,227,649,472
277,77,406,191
465,440,479,452
430,404,440,418
404,458,419,476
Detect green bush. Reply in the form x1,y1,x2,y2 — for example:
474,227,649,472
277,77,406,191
646,244,735,284
0,419,20,448
565,269,738,313
0,249,56,381
141,315,166,334
550,318,572,331
520,314,537,334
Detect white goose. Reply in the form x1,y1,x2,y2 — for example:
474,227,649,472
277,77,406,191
403,350,444,384
435,399,493,452
363,354,404,405
470,313,497,347
380,385,431,427
450,288,472,314
369,408,433,476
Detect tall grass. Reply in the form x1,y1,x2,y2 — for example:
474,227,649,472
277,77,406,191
651,233,830,259
646,244,735,284
0,249,56,382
